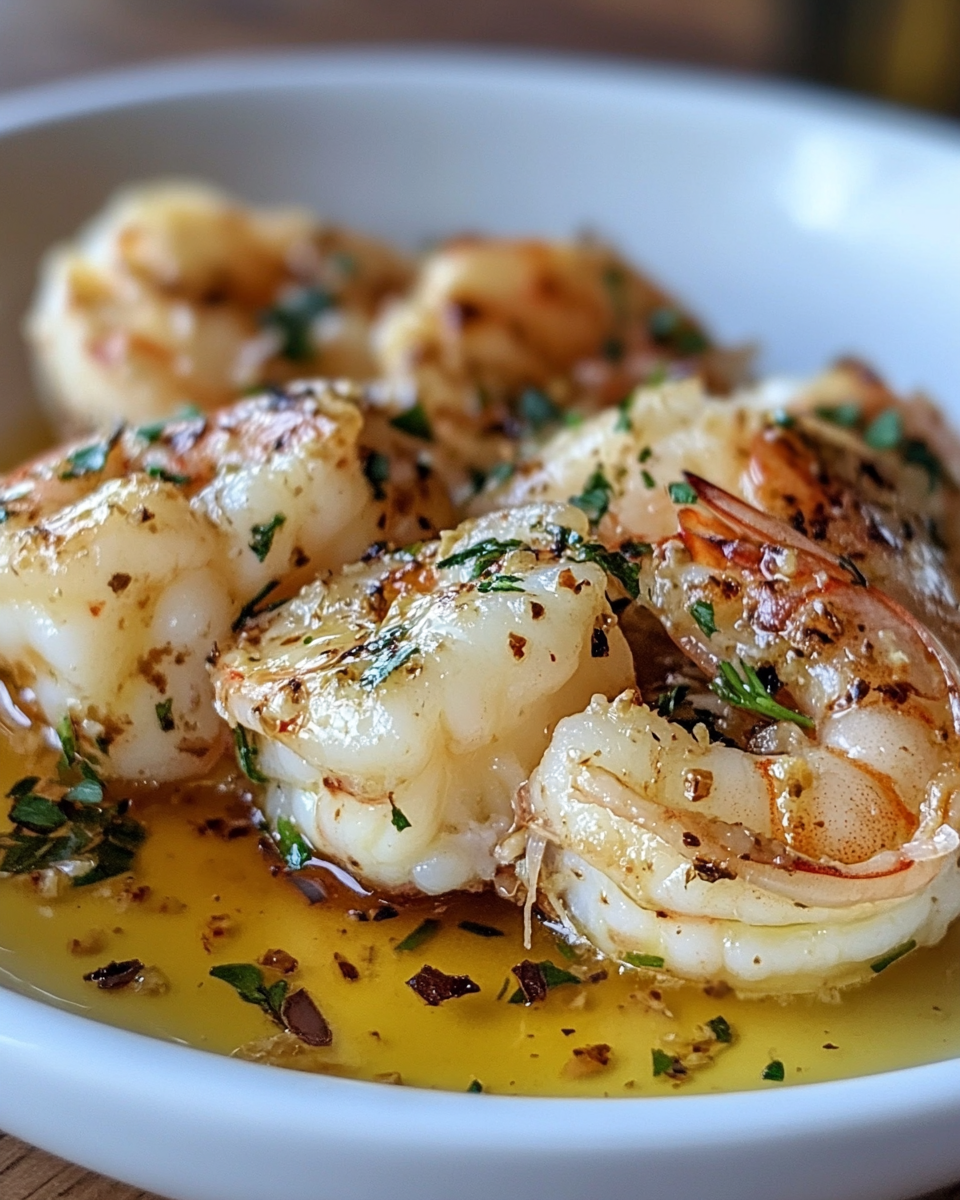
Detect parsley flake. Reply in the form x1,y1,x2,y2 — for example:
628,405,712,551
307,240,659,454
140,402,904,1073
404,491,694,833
711,660,814,729
362,451,390,500
689,600,718,637
276,815,312,870
624,952,665,969
390,800,412,832
395,918,441,953
262,286,335,361
815,402,861,428
437,538,524,578
864,408,903,450
389,402,434,441
706,1015,733,1043
762,1059,785,1082
870,939,917,974
476,574,525,593
146,466,191,485
652,1048,676,1077
656,684,688,717
668,480,698,505
233,726,268,784
59,426,123,481
155,697,174,732
249,513,287,562
570,469,613,525
232,580,281,631
518,387,561,431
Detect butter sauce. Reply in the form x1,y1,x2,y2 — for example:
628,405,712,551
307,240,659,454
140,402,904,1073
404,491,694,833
1,744,959,1096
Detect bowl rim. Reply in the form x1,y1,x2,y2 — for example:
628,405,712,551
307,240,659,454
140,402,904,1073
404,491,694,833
2,46,960,1151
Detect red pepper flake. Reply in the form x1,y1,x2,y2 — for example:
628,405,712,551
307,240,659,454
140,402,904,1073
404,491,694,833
508,632,527,660
83,958,144,990
511,959,548,1004
281,988,333,1046
335,953,360,981
406,964,480,1006
259,948,299,975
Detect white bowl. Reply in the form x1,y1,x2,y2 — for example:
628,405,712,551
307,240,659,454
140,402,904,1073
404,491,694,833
2,49,960,1200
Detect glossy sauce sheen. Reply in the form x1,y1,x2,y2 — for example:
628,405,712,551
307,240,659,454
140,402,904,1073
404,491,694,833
1,746,960,1097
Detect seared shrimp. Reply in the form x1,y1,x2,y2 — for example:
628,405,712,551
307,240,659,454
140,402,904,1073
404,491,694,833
374,236,734,478
27,181,413,431
514,479,960,994
0,384,448,782
211,504,635,894
477,371,960,656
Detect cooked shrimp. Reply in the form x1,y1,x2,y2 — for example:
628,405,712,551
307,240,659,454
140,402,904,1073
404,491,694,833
373,236,734,479
476,371,960,655
0,384,447,782
26,181,413,432
211,504,635,894
513,478,960,994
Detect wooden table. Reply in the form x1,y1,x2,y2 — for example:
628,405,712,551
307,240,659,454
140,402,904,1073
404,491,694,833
1,2,959,1197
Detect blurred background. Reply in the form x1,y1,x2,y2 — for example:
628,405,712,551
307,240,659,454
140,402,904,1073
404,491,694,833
0,0,958,118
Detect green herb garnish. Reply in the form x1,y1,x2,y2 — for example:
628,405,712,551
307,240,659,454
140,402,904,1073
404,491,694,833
363,451,390,500
135,406,202,443
863,408,903,450
648,307,710,356
59,426,123,481
262,286,335,361
614,395,633,433
656,685,688,717
711,660,814,729
641,469,656,489
652,1048,677,1077
476,574,525,593
706,1015,733,1044
358,635,419,690
389,402,434,441
668,480,698,505
146,466,191,485
437,538,524,578
902,438,943,490
63,777,104,805
276,815,312,870
570,468,613,525
390,800,412,832
870,939,916,974
459,920,504,938
155,697,175,732
506,959,580,1004
467,1079,484,1093
689,600,717,637
232,579,281,631
210,962,288,1026
395,918,441,953
815,402,861,428
518,387,561,432
249,513,287,562
233,726,268,784
624,952,665,969
762,1059,785,1081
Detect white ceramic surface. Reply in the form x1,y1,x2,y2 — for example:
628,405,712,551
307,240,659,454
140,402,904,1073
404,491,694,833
1,49,960,1200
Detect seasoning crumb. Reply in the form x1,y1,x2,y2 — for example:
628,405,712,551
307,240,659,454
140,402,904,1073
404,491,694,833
201,912,236,952
83,958,145,990
67,929,107,957
133,965,170,996
564,1043,613,1077
335,952,360,981
561,1028,576,1036
259,948,299,975
406,964,480,1006
281,988,333,1046
374,1072,403,1086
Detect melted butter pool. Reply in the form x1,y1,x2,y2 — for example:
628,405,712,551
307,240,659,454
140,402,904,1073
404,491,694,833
1,745,959,1097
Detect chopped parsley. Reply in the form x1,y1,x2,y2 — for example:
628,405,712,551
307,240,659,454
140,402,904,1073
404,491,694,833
815,402,861,428
459,920,505,938
863,408,903,450
869,939,917,974
232,579,281,631
638,445,652,463
437,538,524,578
518,387,561,432
0,775,145,886
389,401,434,441
706,1015,733,1044
570,468,613,525
0,503,8,524
210,962,289,1026
902,437,943,490
668,480,698,505
614,395,633,433
689,600,717,637
358,629,419,690
762,1059,785,1082
476,574,525,593
233,726,268,784
651,1048,676,1077
507,959,580,1005
56,714,77,769
641,469,656,489
647,307,710,356
262,286,335,361
711,660,814,729
249,513,287,562
467,1079,484,1093
547,525,643,599
135,406,202,443
624,952,665,969
59,426,123,481
390,800,412,832
154,698,175,732
395,918,441,953
276,816,312,870
146,465,191,485
362,451,390,500
656,684,688,717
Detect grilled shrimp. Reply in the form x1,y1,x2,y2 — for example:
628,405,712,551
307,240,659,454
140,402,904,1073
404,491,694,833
26,181,412,432
514,478,960,994
373,236,733,479
476,371,960,655
211,504,635,894
0,384,448,782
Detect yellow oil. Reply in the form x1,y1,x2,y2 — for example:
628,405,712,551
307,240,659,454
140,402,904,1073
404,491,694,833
1,742,959,1098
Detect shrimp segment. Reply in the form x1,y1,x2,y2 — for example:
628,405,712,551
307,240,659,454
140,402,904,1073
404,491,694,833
211,504,635,894
515,482,960,993
26,181,412,432
0,384,440,781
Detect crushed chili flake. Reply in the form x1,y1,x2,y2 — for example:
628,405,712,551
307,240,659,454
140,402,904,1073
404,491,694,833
281,988,333,1046
259,948,299,975
335,953,360,981
83,958,144,990
406,964,480,1006
565,1042,613,1078
511,959,548,1004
